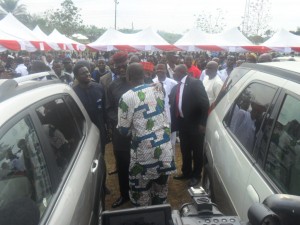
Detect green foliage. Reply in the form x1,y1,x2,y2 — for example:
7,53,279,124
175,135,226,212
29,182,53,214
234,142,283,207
119,28,141,34
79,25,106,42
0,0,26,19
290,27,300,36
194,8,226,34
158,31,182,44
241,0,272,37
44,0,83,37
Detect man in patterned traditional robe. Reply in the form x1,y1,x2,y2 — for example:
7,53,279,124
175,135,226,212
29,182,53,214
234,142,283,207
117,63,176,206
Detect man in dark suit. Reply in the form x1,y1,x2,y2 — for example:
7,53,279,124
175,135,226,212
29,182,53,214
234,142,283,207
170,64,209,187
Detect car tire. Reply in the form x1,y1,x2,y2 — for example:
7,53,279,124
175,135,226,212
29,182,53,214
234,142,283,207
202,164,215,201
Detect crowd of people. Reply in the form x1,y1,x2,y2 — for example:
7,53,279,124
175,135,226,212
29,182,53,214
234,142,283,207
0,49,292,208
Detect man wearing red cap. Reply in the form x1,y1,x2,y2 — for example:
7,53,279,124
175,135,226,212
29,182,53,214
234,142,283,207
106,52,132,208
140,61,155,84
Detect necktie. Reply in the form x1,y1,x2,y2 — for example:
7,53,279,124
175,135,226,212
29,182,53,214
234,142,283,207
176,82,181,118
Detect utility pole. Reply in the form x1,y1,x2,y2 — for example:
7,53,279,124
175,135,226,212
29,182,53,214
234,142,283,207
114,0,119,29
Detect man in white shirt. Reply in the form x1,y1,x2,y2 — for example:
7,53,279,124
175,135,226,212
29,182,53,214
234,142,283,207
153,63,177,155
219,55,236,82
15,57,28,77
203,61,223,106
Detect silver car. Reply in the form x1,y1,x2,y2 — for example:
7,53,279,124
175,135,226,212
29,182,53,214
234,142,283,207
203,62,300,221
0,74,106,225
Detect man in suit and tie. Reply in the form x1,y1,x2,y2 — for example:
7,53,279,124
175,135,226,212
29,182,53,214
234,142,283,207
170,64,209,187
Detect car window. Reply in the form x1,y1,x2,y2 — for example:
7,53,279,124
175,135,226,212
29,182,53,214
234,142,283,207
0,116,52,218
36,97,82,172
64,95,85,133
265,95,300,195
225,82,277,153
214,67,250,107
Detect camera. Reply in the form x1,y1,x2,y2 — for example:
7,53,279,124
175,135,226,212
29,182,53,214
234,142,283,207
101,186,300,225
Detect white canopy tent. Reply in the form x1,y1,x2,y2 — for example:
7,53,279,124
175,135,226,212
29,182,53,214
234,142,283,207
0,13,53,51
87,28,135,51
216,28,255,52
261,29,300,53
128,27,179,51
32,26,61,51
175,27,257,52
88,27,178,52
48,29,86,51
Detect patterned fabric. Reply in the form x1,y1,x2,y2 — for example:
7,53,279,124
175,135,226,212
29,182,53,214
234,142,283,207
129,174,169,206
117,84,176,180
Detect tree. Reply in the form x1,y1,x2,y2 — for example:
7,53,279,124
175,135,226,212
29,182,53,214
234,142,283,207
158,31,182,44
45,0,83,37
194,8,226,34
241,0,272,37
79,25,106,42
0,0,26,16
25,13,54,34
290,27,300,36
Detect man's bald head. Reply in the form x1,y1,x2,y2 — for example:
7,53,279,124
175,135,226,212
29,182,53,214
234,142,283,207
184,55,193,68
126,63,144,84
174,64,188,82
205,61,218,78
258,53,272,63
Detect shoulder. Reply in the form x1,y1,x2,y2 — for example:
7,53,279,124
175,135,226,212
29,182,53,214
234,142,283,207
166,77,177,85
89,81,104,91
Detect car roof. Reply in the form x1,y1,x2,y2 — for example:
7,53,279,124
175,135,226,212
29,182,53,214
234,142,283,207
240,62,300,84
260,61,300,73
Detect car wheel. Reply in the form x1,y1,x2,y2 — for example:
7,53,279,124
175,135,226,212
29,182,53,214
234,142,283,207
202,164,214,201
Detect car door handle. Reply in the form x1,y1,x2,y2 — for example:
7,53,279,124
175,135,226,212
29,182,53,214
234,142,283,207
91,159,99,173
214,130,220,141
247,185,260,203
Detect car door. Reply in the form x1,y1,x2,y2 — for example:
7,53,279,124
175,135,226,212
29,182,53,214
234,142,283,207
207,71,255,216
245,82,300,220
32,94,102,225
0,113,53,225
211,76,278,220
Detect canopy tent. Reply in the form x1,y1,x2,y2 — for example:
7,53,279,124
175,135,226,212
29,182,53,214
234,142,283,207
259,29,300,53
175,27,262,52
0,29,34,52
0,13,53,51
88,27,178,52
216,28,258,52
173,28,209,51
48,29,86,51
32,26,61,51
128,27,179,51
87,28,138,52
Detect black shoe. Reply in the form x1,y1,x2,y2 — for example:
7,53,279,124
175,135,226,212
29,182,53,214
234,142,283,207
111,196,129,208
173,174,190,180
188,177,200,187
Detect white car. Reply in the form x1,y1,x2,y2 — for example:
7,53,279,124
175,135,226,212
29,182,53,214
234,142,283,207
203,61,300,221
0,73,106,225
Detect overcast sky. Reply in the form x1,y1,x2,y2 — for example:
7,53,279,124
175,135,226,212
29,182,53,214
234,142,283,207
22,0,299,34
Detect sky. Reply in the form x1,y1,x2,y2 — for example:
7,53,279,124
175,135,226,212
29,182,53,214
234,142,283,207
21,0,300,34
